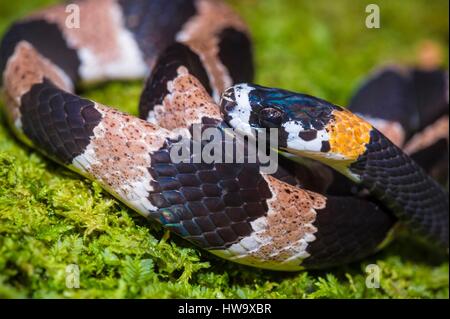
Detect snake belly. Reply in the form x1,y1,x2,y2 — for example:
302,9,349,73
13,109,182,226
1,0,398,271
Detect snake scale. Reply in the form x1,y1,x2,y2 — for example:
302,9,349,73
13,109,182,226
0,0,448,271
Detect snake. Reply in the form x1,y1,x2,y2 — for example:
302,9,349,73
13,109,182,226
0,0,448,271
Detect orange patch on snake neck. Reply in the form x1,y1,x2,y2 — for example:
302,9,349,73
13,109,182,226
327,109,372,160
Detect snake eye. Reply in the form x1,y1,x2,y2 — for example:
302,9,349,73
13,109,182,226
259,107,284,128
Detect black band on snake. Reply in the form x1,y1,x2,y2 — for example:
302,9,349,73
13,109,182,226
1,0,448,271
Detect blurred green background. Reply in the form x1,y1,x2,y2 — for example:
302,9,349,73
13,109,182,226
0,0,448,298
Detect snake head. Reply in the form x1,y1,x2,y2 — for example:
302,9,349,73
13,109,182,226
221,83,374,177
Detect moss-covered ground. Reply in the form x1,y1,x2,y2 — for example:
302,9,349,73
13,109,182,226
0,0,448,298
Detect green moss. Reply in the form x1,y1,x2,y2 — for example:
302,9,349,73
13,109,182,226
0,0,448,299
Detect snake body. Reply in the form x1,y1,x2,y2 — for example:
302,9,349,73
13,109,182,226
0,0,447,271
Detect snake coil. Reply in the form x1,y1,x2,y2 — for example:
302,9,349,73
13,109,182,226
1,0,448,271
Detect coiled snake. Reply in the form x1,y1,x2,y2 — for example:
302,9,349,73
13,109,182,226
1,0,448,270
